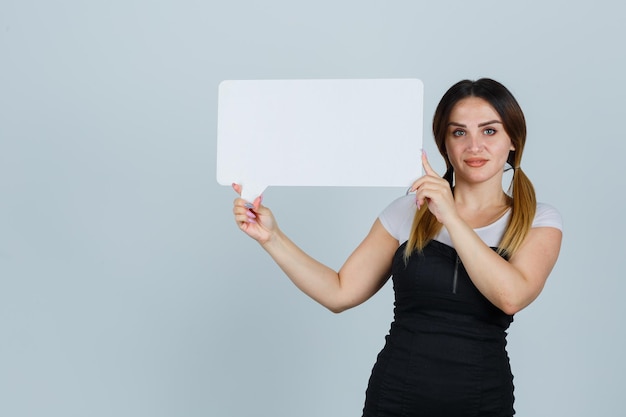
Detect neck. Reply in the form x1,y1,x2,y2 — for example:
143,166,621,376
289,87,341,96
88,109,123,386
453,182,511,211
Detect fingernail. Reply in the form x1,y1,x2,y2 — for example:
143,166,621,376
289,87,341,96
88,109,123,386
244,202,254,209
246,218,257,224
246,210,256,219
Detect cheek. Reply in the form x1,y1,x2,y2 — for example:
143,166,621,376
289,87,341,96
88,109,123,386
444,139,462,157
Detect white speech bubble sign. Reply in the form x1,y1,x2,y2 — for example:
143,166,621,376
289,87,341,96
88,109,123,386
216,78,423,202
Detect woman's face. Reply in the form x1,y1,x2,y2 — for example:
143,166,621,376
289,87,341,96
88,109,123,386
444,97,515,186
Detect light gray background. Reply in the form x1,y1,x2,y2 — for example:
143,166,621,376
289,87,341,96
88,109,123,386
1,1,623,416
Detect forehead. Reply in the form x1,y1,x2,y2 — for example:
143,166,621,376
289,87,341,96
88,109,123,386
449,97,500,123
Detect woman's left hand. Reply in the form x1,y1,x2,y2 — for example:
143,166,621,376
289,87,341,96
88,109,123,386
409,150,457,225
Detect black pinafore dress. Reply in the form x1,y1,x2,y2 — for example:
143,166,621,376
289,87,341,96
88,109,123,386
362,240,515,417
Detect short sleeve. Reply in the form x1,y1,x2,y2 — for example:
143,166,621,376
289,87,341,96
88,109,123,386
378,195,417,244
532,203,563,231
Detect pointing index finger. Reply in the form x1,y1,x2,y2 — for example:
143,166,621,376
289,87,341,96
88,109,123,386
421,149,437,177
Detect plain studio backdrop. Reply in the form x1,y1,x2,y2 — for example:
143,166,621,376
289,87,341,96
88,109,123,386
0,1,623,416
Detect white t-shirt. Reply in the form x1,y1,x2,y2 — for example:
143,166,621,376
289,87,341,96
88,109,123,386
379,195,563,248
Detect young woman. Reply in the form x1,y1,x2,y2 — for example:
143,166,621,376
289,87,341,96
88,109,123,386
232,78,562,416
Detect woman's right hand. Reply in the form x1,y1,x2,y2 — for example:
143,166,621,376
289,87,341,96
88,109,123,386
231,184,398,313
232,183,276,244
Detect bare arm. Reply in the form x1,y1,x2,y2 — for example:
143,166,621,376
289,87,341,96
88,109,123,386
232,185,398,313
442,216,561,314
411,155,562,315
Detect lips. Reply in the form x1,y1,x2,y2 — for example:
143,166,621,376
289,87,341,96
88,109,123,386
464,158,488,167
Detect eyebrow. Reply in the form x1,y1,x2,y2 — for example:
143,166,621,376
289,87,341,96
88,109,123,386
448,120,503,128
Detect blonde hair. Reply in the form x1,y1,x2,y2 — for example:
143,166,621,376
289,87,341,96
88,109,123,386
404,79,536,260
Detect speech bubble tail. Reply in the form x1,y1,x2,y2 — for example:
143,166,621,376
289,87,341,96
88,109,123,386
240,183,267,203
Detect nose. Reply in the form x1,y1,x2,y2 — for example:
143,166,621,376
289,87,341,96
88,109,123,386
466,132,484,152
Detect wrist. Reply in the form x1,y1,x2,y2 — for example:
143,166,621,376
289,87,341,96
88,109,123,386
441,212,465,231
260,227,282,249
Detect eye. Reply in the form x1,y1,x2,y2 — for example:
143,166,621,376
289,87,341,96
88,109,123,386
452,129,465,137
483,128,496,135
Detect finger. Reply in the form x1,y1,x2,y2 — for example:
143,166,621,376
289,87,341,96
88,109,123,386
252,194,263,210
409,177,422,193
233,205,248,222
421,149,438,177
233,197,250,208
414,183,432,207
234,207,257,225
231,183,242,195
234,196,263,224
408,172,434,193
242,198,259,210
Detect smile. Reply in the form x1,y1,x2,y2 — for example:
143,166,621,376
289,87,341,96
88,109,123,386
464,159,488,167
